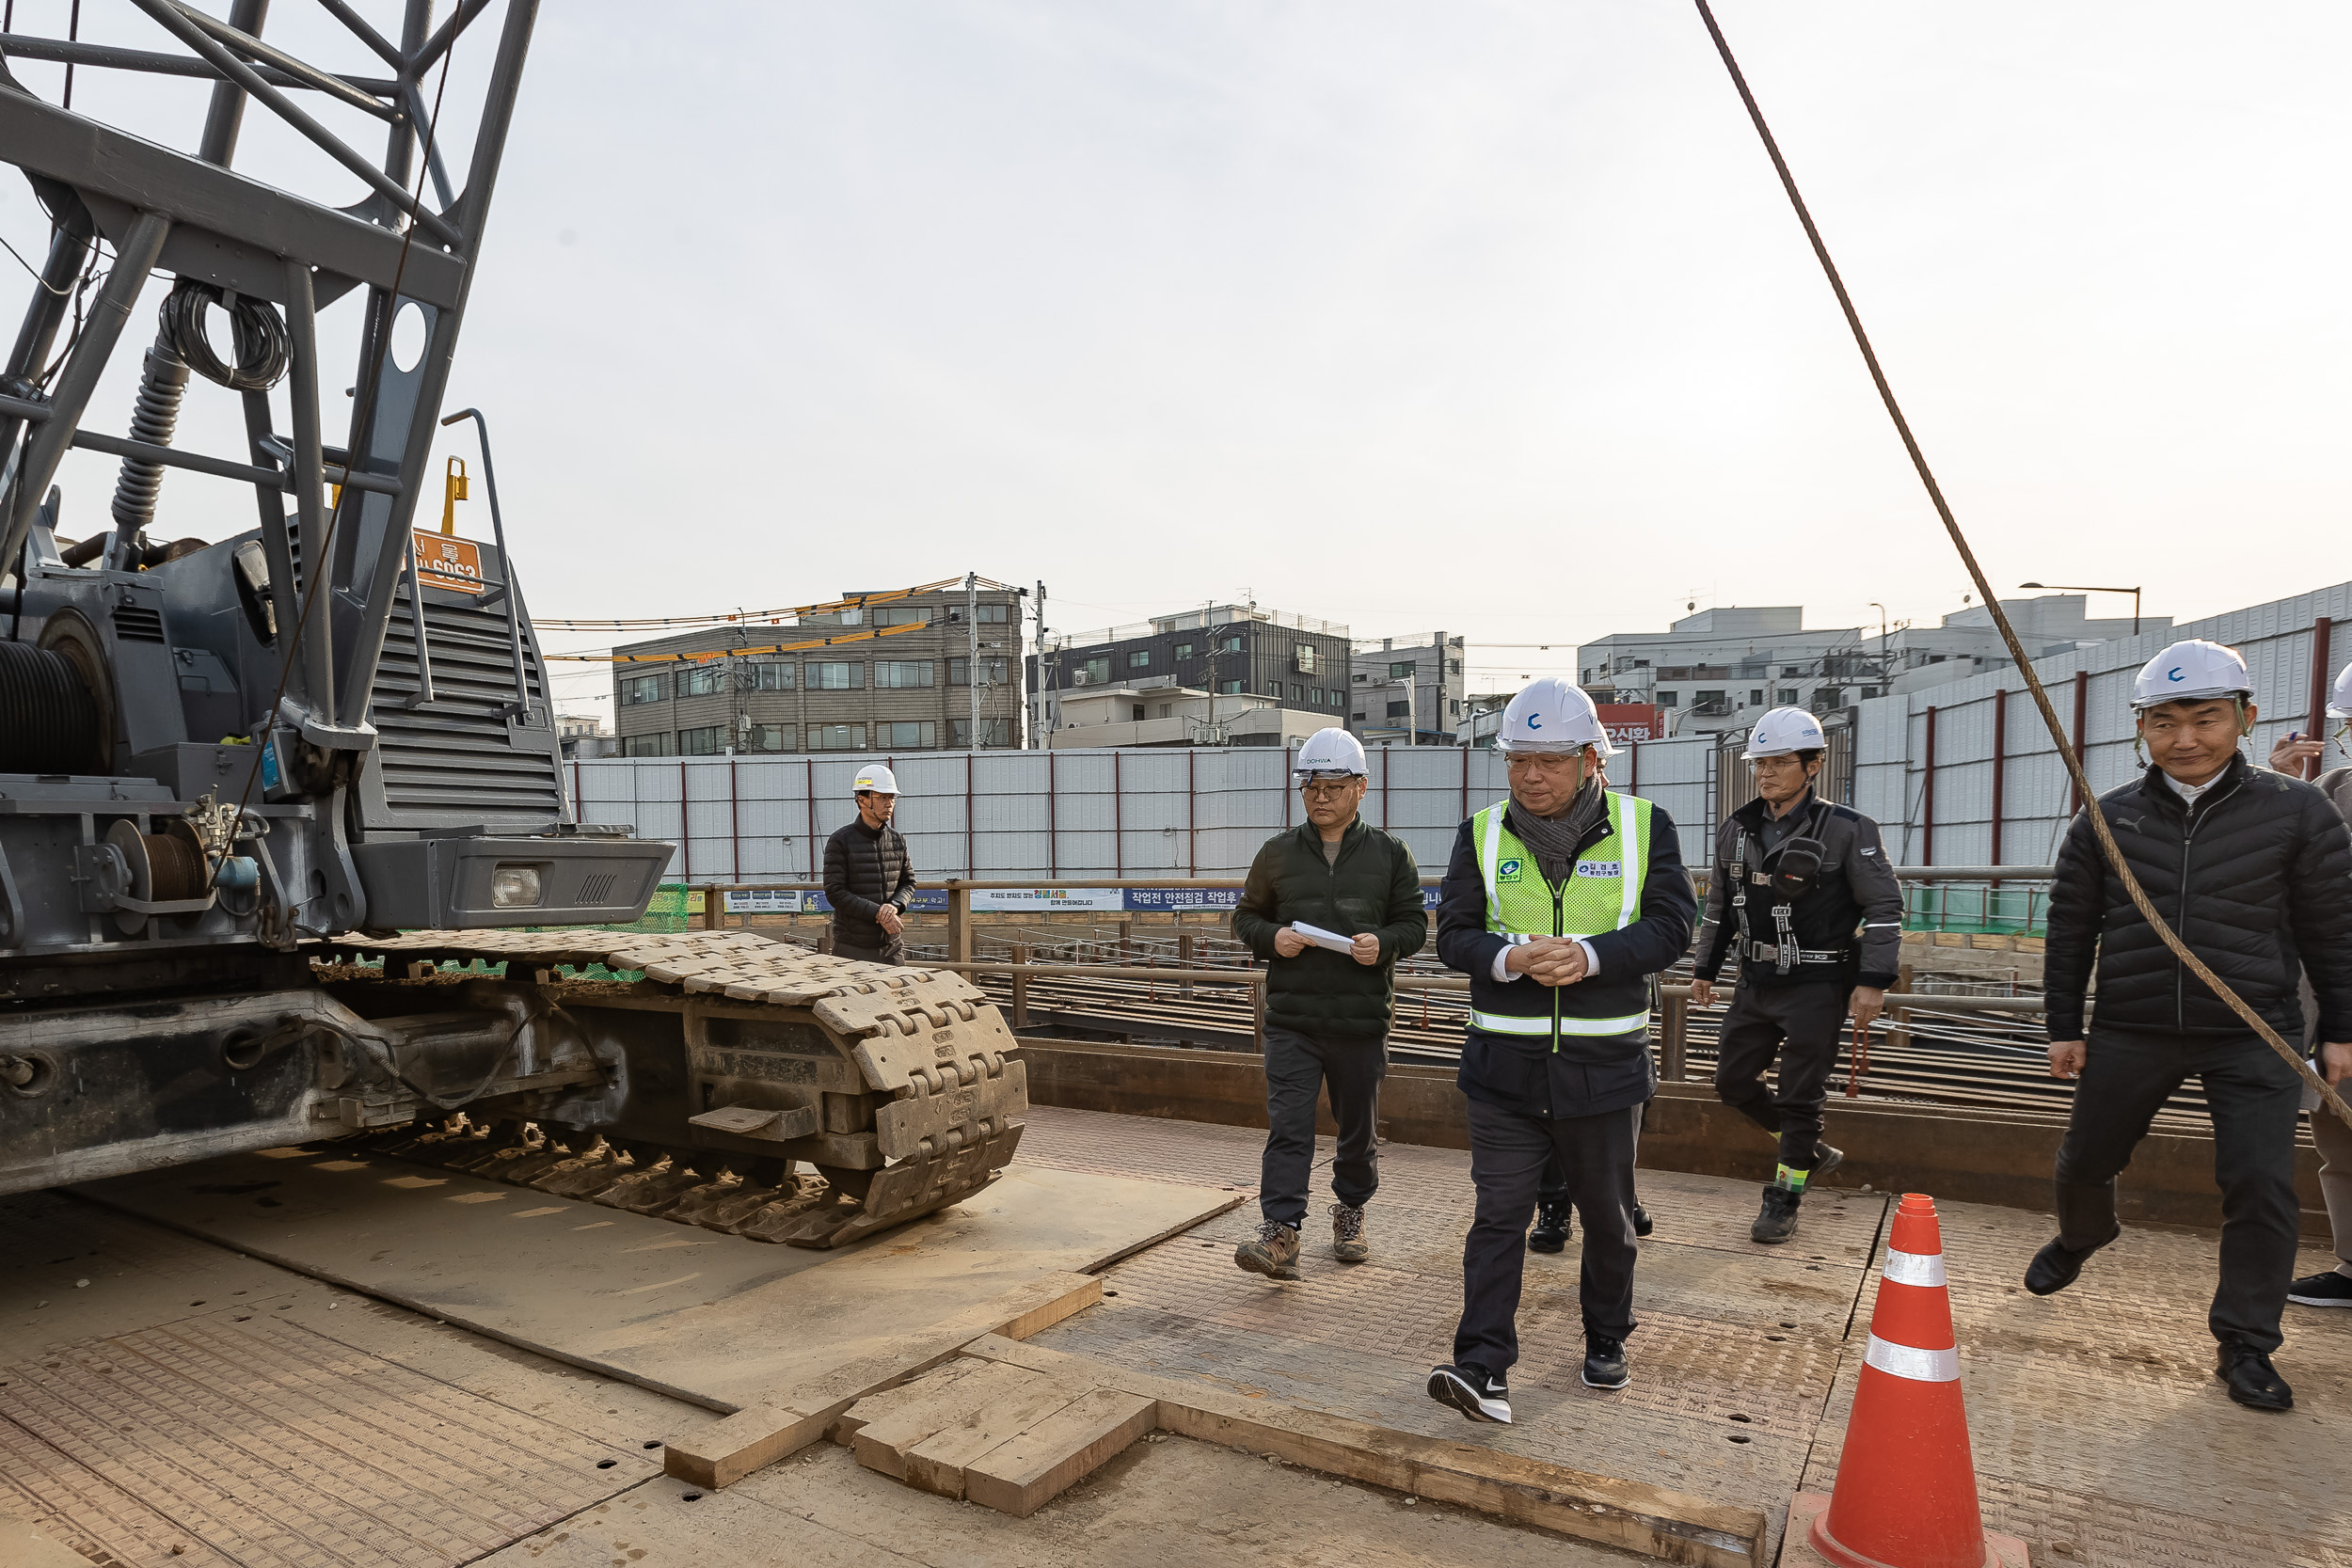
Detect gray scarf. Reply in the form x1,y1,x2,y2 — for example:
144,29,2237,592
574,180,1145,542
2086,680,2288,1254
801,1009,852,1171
1506,777,1609,886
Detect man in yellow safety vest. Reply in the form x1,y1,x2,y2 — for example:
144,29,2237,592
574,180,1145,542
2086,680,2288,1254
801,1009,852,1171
1425,678,1694,1424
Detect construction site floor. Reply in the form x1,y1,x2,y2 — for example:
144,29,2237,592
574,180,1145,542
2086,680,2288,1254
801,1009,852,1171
5,1105,2346,1567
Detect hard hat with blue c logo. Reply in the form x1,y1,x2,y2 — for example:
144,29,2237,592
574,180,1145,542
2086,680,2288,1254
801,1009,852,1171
2131,640,2250,710
1496,676,1614,756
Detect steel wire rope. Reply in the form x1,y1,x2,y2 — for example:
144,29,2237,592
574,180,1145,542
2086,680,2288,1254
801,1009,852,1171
0,229,68,293
203,28,462,901
1691,0,2352,1129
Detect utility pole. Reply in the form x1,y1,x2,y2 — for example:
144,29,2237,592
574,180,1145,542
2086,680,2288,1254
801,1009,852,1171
1040,580,1058,752
964,573,982,749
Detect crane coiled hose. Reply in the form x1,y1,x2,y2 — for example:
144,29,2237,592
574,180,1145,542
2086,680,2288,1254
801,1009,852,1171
158,278,289,392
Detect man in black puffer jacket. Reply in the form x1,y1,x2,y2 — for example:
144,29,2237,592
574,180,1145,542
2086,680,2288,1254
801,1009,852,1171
1231,728,1428,1281
824,763,916,963
2034,640,2352,1414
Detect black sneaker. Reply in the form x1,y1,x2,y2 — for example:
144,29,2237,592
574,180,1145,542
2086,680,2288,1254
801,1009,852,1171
1581,1334,1629,1390
2214,1341,2294,1412
1751,1185,1801,1244
1810,1144,1844,1183
2287,1269,2352,1307
1631,1202,1654,1238
1528,1201,1571,1254
2024,1224,2121,1296
1427,1362,1512,1423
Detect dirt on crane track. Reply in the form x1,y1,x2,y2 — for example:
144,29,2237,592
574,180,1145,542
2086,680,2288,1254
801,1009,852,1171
311,928,1028,1248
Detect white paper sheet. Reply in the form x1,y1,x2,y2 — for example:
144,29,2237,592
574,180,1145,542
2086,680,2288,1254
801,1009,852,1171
1288,921,1359,954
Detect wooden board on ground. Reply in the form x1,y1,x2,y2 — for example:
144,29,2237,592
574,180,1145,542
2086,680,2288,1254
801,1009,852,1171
960,1386,1158,1518
962,1333,1769,1568
662,1272,1098,1488
850,1361,1051,1481
902,1370,1088,1498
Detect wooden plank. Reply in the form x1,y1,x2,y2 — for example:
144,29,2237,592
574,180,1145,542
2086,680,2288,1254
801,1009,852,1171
961,1336,1767,1568
961,1386,1157,1518
901,1372,1087,1499
828,1360,982,1445
661,1272,1099,1489
851,1361,1045,1481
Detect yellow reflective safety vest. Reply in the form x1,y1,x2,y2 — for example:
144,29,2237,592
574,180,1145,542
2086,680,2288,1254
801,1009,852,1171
1470,790,1655,1044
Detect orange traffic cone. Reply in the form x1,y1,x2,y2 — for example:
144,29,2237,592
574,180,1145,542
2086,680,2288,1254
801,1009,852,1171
1788,1193,2031,1568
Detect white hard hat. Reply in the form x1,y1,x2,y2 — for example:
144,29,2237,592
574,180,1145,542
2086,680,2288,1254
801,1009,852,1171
851,763,899,795
2328,659,2352,721
1496,676,1616,757
1742,706,1827,760
2131,640,2251,710
1294,727,1367,780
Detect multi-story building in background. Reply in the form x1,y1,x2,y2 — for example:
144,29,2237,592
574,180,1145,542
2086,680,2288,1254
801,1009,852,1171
612,579,1025,756
1026,603,1350,747
1043,685,1328,749
1576,594,2167,736
557,714,614,760
1348,631,1466,744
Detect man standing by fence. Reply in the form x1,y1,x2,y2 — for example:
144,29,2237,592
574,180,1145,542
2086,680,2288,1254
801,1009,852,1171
1425,678,1692,1422
2037,640,2352,1412
1231,728,1428,1282
1691,707,1900,1244
824,764,915,964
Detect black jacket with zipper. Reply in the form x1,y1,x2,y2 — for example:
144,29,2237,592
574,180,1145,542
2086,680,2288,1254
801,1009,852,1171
824,818,915,951
2044,753,2352,1043
1231,816,1428,1040
1434,798,1695,1117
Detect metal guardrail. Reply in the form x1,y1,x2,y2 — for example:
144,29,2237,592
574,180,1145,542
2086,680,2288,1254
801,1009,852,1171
685,867,2058,954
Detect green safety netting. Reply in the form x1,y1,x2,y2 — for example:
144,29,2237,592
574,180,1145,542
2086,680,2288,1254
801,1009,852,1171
1901,884,2047,937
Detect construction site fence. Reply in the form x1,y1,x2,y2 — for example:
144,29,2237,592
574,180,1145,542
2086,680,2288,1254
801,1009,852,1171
569,578,2352,886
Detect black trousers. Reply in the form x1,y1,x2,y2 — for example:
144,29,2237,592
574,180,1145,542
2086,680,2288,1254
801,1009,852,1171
1714,980,1850,1168
1259,1025,1386,1229
1454,1096,1641,1376
1537,1101,1647,1205
2055,1027,2303,1354
830,932,904,965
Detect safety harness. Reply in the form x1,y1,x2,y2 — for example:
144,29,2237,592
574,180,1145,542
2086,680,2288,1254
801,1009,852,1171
1729,798,1846,977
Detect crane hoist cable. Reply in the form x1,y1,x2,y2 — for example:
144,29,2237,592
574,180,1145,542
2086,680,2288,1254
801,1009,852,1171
1691,0,2351,1131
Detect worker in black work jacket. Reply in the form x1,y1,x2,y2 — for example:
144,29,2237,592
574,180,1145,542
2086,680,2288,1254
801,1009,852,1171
823,763,915,963
1425,678,1693,1425
1230,727,1429,1282
1691,707,1900,1245
2035,640,2352,1414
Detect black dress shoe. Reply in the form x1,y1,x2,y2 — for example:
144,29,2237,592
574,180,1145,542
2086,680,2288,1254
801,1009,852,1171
1581,1334,1629,1389
2215,1342,2294,1411
2023,1225,2121,1296
1631,1202,1654,1238
1528,1201,1570,1255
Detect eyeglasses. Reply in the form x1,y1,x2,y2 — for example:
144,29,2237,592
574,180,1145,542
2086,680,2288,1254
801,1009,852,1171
1299,781,1357,798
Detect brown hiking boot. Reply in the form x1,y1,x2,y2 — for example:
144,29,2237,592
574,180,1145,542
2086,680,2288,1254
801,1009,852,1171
1234,1219,1300,1280
1331,1202,1369,1263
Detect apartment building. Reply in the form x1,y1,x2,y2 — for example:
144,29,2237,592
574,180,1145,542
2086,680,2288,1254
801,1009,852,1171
611,580,1025,756
1348,631,1466,744
1026,603,1350,745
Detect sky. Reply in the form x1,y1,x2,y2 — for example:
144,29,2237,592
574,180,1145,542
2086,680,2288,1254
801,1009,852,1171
3,2,2346,718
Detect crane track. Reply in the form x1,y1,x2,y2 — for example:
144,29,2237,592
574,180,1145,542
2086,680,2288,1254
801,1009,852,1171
318,929,1027,1247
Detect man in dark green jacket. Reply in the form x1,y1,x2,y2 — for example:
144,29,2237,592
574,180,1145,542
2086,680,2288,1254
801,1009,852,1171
1230,728,1429,1280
